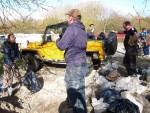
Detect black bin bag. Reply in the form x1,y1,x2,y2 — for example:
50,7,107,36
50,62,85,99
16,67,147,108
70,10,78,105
105,98,140,113
21,71,42,93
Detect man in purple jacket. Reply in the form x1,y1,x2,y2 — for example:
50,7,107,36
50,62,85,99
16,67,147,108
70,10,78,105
51,9,88,113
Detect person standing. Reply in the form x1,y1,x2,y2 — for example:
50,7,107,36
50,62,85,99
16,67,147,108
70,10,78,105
2,33,21,96
140,28,149,56
97,32,106,41
87,24,95,40
123,21,138,76
140,28,147,42
51,9,88,113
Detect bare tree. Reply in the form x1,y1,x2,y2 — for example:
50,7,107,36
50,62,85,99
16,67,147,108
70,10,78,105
0,0,54,32
132,0,148,30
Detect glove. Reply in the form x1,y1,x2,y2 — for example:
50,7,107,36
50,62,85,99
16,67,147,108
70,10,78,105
50,31,60,42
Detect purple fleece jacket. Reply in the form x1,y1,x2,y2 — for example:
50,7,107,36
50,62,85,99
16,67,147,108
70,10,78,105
56,21,87,66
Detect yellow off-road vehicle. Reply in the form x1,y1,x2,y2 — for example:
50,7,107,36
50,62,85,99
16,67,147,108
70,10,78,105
21,22,117,71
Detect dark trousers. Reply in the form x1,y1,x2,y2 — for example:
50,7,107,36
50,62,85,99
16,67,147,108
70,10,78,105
123,53,137,75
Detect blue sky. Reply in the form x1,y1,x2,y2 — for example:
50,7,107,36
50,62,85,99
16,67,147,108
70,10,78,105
29,0,150,19
1,0,149,20
45,0,150,16
100,0,150,16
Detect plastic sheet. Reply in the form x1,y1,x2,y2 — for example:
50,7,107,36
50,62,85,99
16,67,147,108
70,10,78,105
94,75,115,90
92,98,109,113
88,69,149,113
97,89,121,103
137,66,150,82
115,77,148,94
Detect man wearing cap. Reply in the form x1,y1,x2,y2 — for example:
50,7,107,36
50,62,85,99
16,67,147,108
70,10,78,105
51,9,88,113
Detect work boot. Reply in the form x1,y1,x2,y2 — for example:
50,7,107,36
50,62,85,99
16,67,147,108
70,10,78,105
59,99,74,113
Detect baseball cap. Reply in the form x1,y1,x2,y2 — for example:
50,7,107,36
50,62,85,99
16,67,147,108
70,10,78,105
66,9,81,18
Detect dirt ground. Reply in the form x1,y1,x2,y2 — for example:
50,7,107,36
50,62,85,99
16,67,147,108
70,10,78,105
0,66,67,113
0,43,150,113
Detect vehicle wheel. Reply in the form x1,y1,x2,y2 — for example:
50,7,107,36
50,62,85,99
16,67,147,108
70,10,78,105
105,32,118,55
23,54,40,72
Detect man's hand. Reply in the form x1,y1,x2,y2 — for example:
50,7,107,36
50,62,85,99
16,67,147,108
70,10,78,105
50,31,60,42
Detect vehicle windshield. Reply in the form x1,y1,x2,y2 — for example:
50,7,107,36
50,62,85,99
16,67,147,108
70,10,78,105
43,22,67,43
43,22,100,43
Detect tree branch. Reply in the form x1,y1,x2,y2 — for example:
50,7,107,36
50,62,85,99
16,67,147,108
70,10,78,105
0,0,54,32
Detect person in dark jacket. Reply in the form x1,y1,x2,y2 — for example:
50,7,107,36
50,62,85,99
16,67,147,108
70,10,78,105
123,21,138,76
87,24,95,40
97,32,106,40
2,33,20,96
51,9,88,113
140,28,147,41
140,28,149,55
97,32,106,45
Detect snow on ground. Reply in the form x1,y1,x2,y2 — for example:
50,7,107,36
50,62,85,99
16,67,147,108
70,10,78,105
117,43,125,54
0,34,43,49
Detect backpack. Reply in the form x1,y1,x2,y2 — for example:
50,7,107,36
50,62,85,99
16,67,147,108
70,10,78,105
21,71,42,93
128,33,139,46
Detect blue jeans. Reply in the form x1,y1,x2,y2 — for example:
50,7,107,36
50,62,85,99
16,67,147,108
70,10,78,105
65,63,88,113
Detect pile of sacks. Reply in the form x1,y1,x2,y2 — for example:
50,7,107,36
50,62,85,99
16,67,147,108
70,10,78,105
85,61,150,113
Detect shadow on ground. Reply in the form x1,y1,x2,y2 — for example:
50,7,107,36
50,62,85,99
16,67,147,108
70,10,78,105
0,96,23,109
58,100,74,113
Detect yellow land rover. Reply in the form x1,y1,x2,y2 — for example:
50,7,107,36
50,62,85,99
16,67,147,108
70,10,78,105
21,22,117,71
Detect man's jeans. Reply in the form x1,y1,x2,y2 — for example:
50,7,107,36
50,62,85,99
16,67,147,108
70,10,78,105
65,63,88,113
